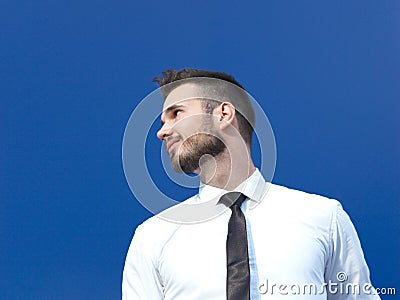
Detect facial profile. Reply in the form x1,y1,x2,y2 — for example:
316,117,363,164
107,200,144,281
169,117,226,174
122,68,278,220
159,98,226,174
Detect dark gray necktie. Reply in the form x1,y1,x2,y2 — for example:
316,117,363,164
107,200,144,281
219,192,250,300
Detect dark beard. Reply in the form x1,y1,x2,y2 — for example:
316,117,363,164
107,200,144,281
171,133,226,174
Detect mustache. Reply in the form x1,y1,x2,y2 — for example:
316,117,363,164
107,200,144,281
165,135,181,144
164,135,182,151
164,135,182,145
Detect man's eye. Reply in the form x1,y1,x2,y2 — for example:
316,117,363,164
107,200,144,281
174,110,182,117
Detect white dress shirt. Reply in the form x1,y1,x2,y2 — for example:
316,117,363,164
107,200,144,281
122,169,380,299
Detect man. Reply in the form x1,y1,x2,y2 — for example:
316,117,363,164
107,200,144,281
122,68,380,299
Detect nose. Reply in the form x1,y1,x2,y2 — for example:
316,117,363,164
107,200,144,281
157,122,172,141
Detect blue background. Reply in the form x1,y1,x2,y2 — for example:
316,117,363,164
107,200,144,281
1,1,399,299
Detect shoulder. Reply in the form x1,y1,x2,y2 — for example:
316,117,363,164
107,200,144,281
267,182,341,209
259,183,343,224
130,194,198,251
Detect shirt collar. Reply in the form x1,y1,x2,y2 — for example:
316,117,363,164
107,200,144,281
198,168,267,204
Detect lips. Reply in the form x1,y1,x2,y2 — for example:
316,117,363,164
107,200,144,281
166,139,180,154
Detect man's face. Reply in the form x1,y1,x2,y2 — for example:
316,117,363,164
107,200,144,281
157,84,226,174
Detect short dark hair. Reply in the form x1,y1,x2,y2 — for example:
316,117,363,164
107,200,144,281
153,68,255,146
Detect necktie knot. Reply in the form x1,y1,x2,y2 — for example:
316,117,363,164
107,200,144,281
219,192,247,209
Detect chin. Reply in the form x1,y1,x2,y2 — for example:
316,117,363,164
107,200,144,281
171,162,196,175
170,155,198,175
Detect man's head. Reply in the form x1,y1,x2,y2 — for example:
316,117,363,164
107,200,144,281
154,68,255,174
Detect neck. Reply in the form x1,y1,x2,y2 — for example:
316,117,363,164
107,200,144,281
198,147,256,190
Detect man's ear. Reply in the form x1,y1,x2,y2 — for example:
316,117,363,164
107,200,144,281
213,102,236,130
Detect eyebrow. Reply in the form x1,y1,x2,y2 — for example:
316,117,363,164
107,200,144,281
160,104,185,126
